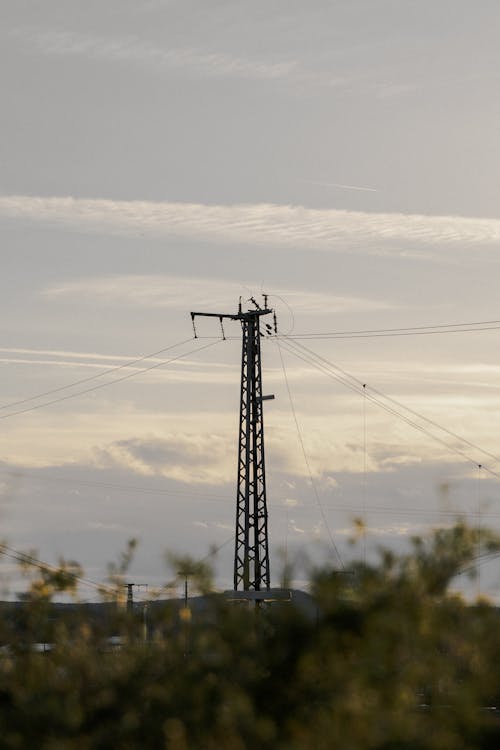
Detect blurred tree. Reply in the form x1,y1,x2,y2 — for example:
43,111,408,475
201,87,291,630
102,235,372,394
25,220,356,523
0,522,498,749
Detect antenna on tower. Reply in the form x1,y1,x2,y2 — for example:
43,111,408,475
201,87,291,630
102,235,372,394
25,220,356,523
191,295,276,592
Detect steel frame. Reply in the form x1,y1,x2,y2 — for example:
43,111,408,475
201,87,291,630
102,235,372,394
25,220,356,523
234,312,270,590
190,302,273,591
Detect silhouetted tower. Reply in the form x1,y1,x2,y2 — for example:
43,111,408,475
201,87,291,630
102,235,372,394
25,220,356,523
191,297,276,591
125,582,134,612
123,582,147,612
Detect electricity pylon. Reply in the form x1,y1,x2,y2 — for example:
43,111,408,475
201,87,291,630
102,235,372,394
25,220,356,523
123,582,147,612
191,297,276,591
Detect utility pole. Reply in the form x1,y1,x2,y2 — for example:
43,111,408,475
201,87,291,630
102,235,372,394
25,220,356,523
177,567,194,610
191,296,276,592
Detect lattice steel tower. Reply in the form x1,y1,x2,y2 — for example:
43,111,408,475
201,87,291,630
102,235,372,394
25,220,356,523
191,297,276,591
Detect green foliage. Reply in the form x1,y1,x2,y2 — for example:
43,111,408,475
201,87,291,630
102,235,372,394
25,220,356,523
0,523,499,749
106,538,138,588
165,552,214,596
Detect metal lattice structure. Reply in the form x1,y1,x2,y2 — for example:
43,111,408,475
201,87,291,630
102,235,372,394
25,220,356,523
191,298,275,591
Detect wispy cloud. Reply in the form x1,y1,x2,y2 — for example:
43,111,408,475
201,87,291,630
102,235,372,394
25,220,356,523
335,521,430,537
0,357,115,371
375,522,445,537
8,25,363,90
43,274,394,315
9,27,297,82
0,346,231,373
0,345,241,390
0,346,145,363
2,195,500,259
3,24,479,98
0,356,240,387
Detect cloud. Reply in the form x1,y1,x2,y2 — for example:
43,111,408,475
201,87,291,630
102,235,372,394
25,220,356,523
2,387,496,480
8,25,361,91
368,522,438,537
0,346,151,363
43,273,394,316
92,433,235,485
0,346,239,385
0,357,123,372
0,357,243,392
1,195,500,260
2,347,499,478
0,406,238,473
10,27,297,82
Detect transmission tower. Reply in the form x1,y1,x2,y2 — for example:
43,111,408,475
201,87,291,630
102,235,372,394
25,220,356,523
122,582,147,612
191,296,276,591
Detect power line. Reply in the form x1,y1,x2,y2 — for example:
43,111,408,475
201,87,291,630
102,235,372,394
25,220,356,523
368,383,500,467
276,340,344,569
318,504,500,520
0,467,235,502
280,336,495,468
201,534,235,563
282,318,500,340
0,338,194,412
458,548,500,576
0,542,115,595
0,339,221,421
4,464,500,518
193,322,500,341
278,337,496,480
286,337,500,468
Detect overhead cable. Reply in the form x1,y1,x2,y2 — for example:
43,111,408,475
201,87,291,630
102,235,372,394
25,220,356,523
278,337,500,483
0,542,115,595
0,338,195,412
3,465,500,517
0,339,221,421
0,467,234,502
282,318,500,340
276,340,344,569
287,337,500,468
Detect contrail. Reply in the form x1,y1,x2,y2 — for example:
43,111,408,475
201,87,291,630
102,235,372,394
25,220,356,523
301,179,378,193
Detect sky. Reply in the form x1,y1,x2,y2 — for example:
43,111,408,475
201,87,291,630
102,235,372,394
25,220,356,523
1,0,500,601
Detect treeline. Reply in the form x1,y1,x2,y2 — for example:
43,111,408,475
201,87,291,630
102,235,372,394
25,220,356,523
0,523,499,749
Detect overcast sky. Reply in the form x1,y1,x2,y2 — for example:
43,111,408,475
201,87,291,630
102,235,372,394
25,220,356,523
1,0,500,601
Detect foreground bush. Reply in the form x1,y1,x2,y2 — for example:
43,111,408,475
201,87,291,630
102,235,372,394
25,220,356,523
0,522,499,749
